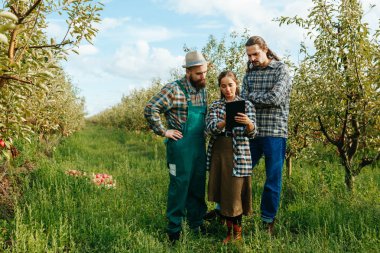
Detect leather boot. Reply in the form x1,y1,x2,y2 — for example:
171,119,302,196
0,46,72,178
233,224,242,241
263,219,275,236
222,220,233,244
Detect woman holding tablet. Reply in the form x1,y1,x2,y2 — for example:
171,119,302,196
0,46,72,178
205,70,256,243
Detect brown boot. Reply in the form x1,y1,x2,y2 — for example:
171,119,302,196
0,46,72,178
233,224,242,241
263,219,275,236
222,220,233,244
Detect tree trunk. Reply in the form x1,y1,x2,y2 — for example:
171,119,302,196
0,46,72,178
286,157,292,178
344,171,355,191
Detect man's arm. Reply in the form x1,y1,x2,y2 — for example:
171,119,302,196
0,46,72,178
240,75,250,100
144,85,173,136
249,64,291,107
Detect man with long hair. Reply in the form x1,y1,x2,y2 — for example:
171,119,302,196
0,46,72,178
241,36,292,235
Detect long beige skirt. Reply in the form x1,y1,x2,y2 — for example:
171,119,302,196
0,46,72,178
208,136,252,217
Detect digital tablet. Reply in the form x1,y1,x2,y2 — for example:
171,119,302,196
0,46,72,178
225,100,245,131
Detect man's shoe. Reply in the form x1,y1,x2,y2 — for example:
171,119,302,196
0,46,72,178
203,209,219,221
168,231,181,245
262,219,275,236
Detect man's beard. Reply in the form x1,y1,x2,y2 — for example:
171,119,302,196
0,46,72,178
251,60,260,66
189,76,206,89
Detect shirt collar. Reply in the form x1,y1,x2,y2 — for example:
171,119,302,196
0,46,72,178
252,60,278,70
222,95,242,103
267,60,279,68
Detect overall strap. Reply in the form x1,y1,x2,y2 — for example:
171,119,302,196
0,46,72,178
176,80,192,106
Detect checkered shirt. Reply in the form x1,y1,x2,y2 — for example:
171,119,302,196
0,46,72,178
241,60,292,138
144,77,207,136
205,97,257,177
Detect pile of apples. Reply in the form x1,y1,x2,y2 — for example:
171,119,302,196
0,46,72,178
92,173,116,189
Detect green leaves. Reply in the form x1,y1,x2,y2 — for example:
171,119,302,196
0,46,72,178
0,0,103,162
0,33,8,44
0,10,18,45
0,11,18,22
278,0,380,189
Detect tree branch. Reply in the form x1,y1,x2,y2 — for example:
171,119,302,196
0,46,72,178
15,4,42,63
318,116,338,146
23,41,73,50
359,152,380,169
60,19,75,46
0,75,33,85
355,152,380,176
10,5,20,17
347,116,360,161
8,28,19,63
321,0,337,37
340,105,349,145
19,0,43,23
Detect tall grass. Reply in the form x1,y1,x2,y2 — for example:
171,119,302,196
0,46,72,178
1,125,379,252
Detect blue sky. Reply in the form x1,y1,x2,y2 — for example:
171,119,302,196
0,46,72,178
46,0,379,116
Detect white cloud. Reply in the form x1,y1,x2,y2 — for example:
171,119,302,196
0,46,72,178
45,21,66,39
158,0,311,58
63,39,184,116
124,25,184,42
95,17,131,31
77,44,99,55
157,0,268,18
196,21,226,29
100,0,113,4
107,40,184,82
92,16,187,45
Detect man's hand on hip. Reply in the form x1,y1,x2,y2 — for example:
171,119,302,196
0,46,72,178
165,129,183,140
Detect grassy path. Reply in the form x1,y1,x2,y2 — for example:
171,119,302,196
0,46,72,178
3,125,380,252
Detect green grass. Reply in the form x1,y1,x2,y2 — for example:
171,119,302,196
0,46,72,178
1,125,379,252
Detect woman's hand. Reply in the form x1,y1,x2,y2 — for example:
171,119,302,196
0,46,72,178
235,113,255,131
165,129,183,140
234,113,251,125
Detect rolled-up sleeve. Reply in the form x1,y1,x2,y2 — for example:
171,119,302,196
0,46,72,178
144,86,173,136
206,101,223,135
245,101,257,138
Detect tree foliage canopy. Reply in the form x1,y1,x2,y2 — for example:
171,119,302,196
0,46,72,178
277,0,380,189
0,0,103,160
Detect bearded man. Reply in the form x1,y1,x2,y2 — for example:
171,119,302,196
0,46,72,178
241,36,292,235
144,51,209,244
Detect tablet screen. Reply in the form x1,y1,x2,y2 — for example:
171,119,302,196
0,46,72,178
225,100,245,131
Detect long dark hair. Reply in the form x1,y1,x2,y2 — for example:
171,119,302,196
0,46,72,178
245,36,280,71
218,71,240,99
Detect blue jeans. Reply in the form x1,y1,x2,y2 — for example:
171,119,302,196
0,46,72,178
249,137,286,223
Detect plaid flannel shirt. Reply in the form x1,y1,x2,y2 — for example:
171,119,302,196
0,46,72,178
205,96,257,177
241,60,292,138
144,77,207,136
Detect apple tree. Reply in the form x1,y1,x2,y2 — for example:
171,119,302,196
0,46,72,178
277,0,380,190
0,0,102,160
